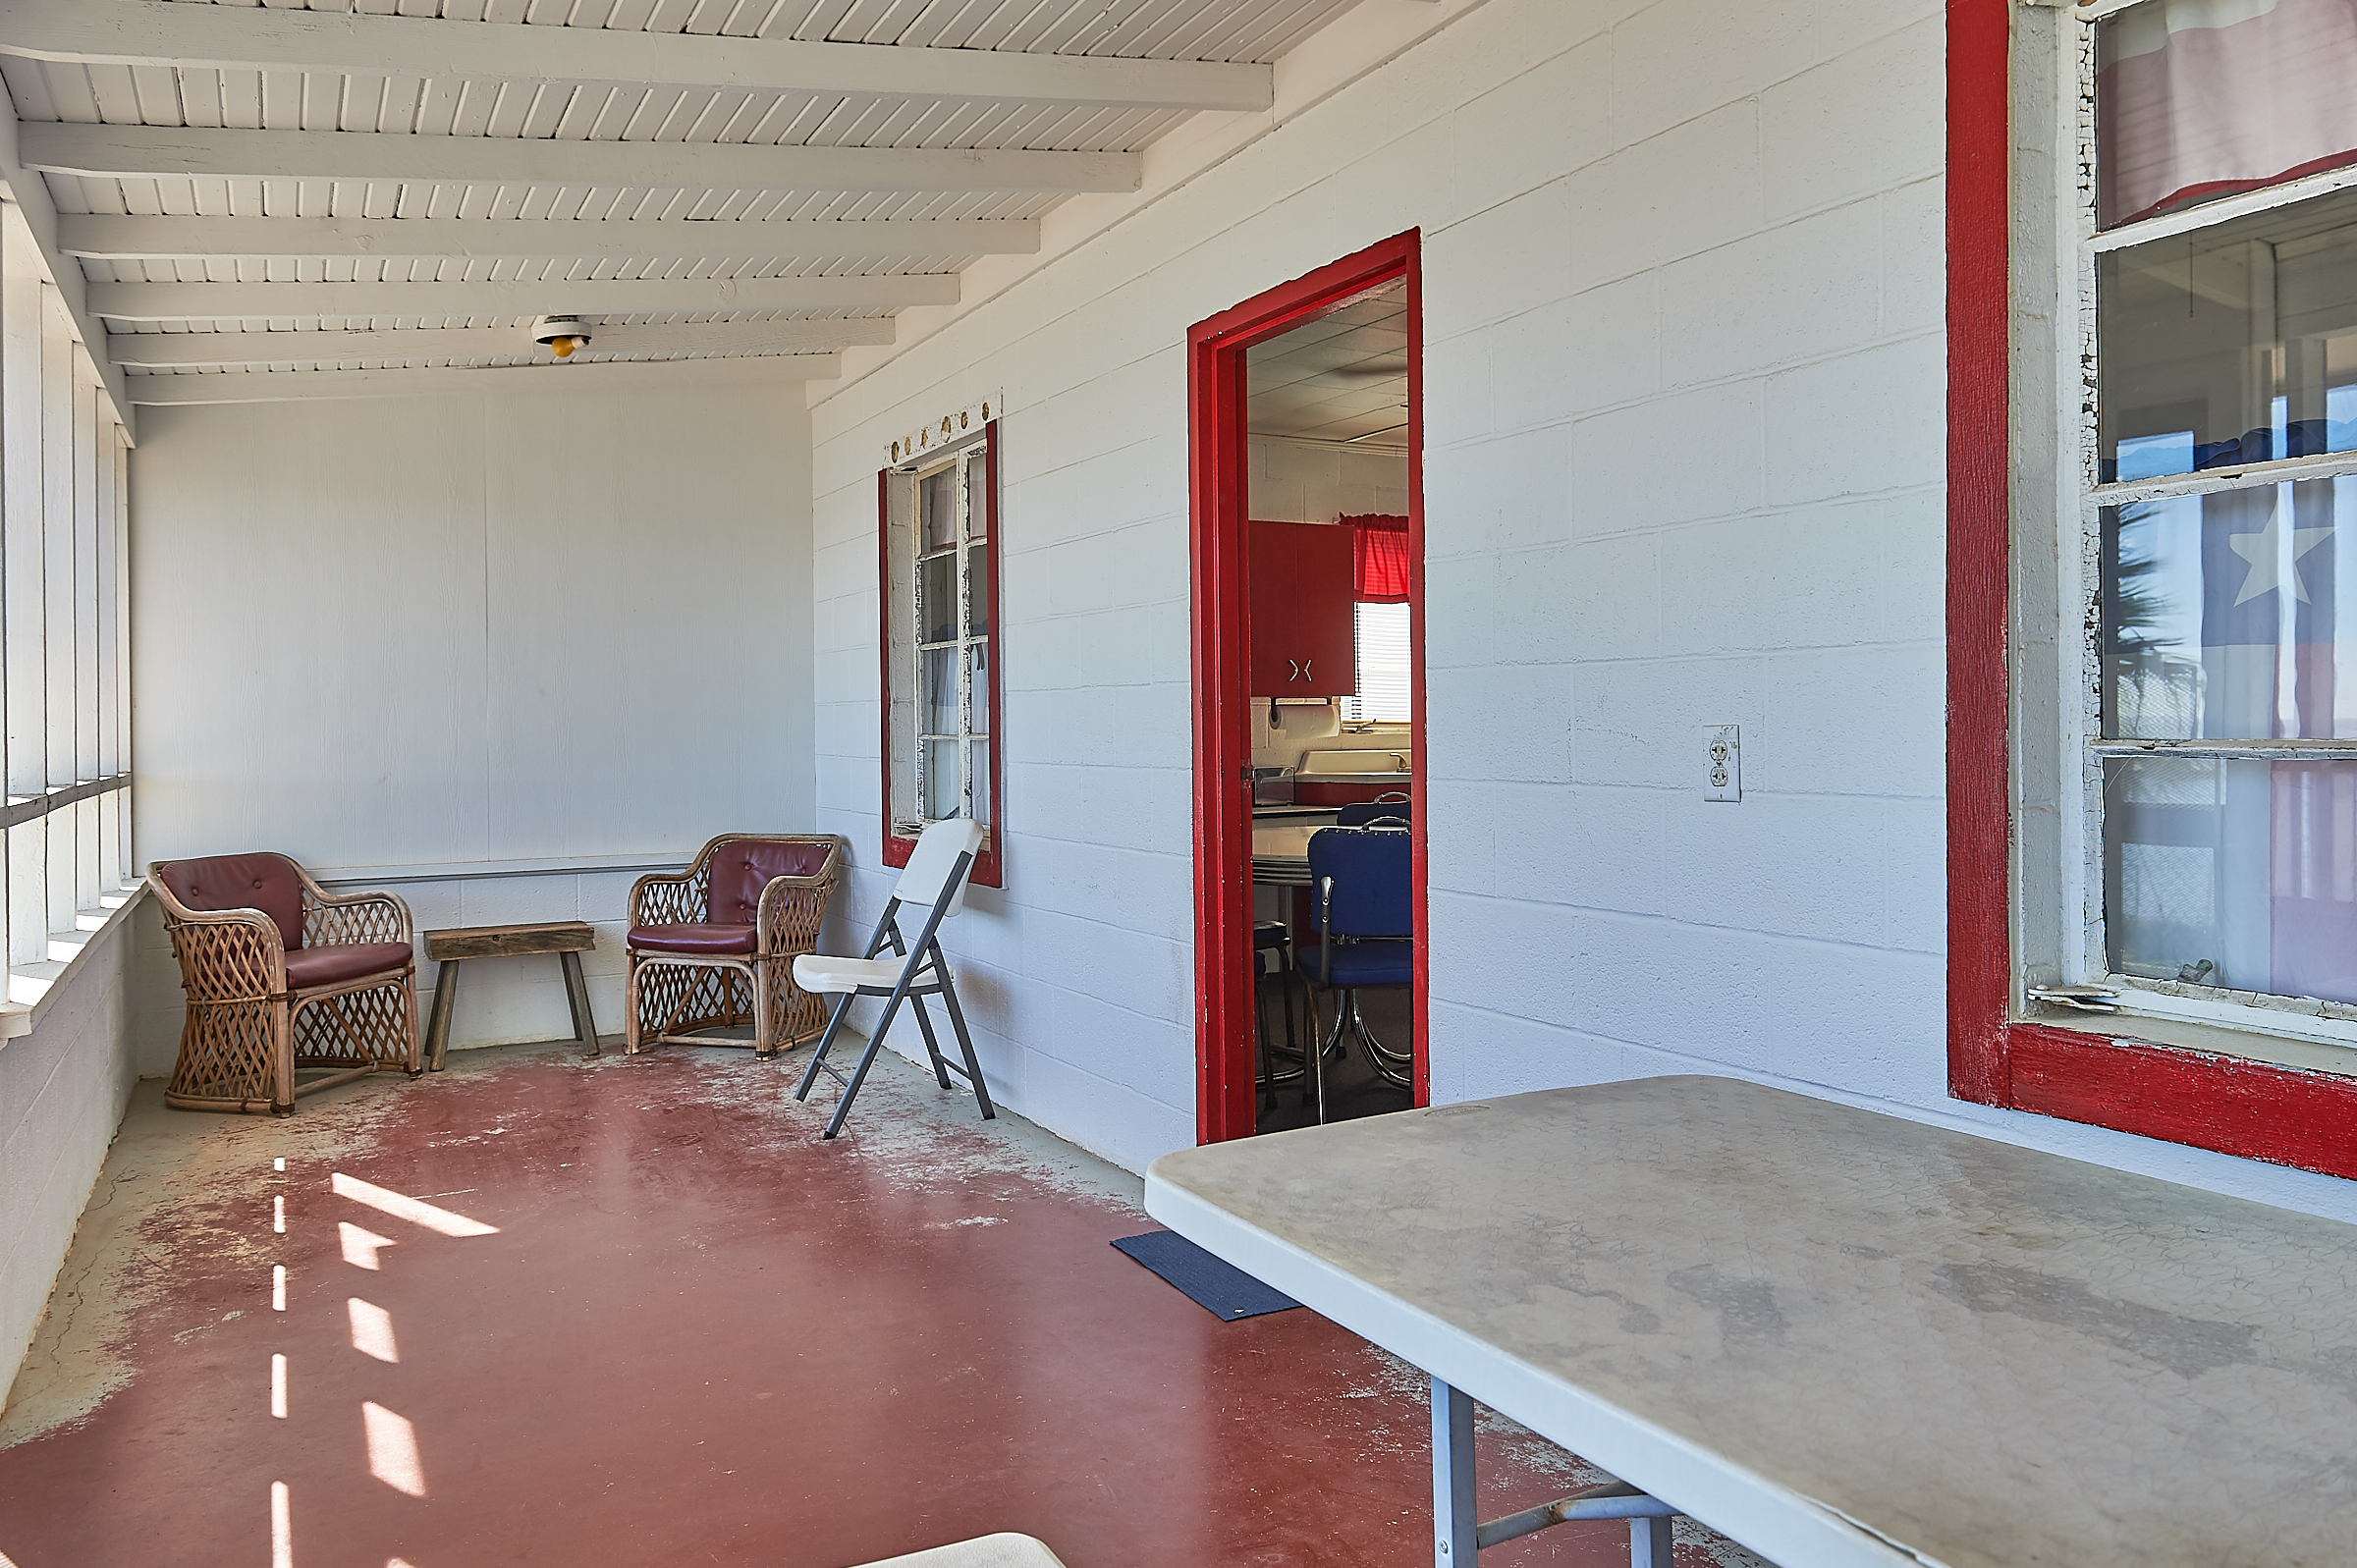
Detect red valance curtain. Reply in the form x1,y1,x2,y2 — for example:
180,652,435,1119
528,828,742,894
1346,514,1410,603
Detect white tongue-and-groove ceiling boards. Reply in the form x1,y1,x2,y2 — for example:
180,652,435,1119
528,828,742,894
0,0,1362,403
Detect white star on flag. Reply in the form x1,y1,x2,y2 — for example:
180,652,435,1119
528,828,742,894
2226,508,2333,605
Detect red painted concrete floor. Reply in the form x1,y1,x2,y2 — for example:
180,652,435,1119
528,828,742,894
0,1043,1770,1568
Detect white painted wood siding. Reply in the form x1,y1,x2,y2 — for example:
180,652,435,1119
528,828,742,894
800,0,2357,1226
131,379,815,1048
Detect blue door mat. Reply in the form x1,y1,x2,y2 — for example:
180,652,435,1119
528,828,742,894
1111,1230,1301,1321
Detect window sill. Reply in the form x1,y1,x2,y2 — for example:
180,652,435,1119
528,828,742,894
2023,1004,2357,1083
0,880,148,1043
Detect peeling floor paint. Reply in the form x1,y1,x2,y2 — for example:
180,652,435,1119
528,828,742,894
1,1039,1771,1567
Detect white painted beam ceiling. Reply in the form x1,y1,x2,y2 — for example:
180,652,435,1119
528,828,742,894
0,0,1361,405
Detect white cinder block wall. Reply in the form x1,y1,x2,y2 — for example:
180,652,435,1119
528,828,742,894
1250,437,1410,523
808,0,2357,1221
0,910,136,1410
130,382,817,1053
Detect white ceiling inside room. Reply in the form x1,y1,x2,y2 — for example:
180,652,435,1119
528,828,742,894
1245,282,1408,446
0,0,1365,406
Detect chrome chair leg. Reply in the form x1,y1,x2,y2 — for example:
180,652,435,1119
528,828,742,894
1343,990,1414,1091
1315,987,1352,1124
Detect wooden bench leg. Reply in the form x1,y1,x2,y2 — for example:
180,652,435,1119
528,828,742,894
425,958,461,1072
559,949,600,1058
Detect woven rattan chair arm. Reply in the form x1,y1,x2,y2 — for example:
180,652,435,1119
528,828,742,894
754,838,846,954
166,907,288,999
302,886,414,948
627,868,704,928
630,838,724,926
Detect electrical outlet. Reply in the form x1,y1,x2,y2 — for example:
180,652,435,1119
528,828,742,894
1703,725,1740,802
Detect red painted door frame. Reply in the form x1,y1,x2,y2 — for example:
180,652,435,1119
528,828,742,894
1945,0,2357,1178
1189,232,1425,1145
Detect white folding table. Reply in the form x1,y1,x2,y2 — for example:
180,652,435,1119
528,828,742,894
1144,1075,2357,1568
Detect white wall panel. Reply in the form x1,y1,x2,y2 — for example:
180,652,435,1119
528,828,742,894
794,0,2357,1223
130,380,814,1049
0,909,136,1414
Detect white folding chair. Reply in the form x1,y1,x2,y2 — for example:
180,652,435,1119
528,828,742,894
793,817,995,1140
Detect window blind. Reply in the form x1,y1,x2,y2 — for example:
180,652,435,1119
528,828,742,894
1343,601,1412,724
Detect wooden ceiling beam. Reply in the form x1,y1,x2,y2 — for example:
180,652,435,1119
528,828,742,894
124,354,841,406
58,213,1039,264
86,273,957,321
107,317,895,367
0,0,1271,113
20,123,1139,196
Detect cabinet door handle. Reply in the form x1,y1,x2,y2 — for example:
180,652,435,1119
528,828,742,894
1302,659,1312,682
1288,659,1299,682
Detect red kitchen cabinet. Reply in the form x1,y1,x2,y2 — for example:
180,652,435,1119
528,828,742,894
1249,519,1357,697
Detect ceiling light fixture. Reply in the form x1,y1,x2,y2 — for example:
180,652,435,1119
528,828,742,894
532,315,592,359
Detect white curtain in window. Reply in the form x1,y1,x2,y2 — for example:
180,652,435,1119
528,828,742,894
2099,0,2357,227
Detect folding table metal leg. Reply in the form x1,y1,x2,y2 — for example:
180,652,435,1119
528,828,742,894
1432,1377,1476,1568
1628,1515,1673,1568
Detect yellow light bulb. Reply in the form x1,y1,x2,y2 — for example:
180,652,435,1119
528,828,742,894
551,335,578,358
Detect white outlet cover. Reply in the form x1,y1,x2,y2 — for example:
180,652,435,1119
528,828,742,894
1703,725,1741,802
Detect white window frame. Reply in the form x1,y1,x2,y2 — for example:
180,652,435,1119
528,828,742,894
880,424,1000,884
2017,0,2357,1072
0,203,134,1010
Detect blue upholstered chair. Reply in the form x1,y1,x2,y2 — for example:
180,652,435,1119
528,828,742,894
1336,792,1411,828
1303,825,1414,1122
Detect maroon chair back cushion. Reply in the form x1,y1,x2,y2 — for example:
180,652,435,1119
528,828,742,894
160,853,304,950
705,839,831,923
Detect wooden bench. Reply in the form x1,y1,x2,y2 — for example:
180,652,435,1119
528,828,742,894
421,921,601,1070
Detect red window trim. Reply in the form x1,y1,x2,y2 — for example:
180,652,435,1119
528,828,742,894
878,421,1006,889
1189,232,1425,1145
1946,0,2357,1179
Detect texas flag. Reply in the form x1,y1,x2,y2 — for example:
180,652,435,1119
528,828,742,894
2201,483,2357,1001
2099,0,2357,228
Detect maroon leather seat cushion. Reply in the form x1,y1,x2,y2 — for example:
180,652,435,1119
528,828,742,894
705,839,832,923
284,942,412,990
158,852,307,949
630,923,757,956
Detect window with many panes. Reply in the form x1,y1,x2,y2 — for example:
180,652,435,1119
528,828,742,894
880,425,1003,886
2030,0,2357,1059
0,203,133,1002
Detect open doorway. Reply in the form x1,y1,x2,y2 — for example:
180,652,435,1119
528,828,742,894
1187,233,1423,1144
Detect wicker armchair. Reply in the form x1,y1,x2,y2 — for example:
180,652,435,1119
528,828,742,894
150,853,423,1115
626,834,848,1057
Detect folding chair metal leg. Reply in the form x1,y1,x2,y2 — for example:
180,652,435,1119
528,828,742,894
794,994,858,1102
935,973,995,1120
821,992,907,1140
907,994,955,1089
